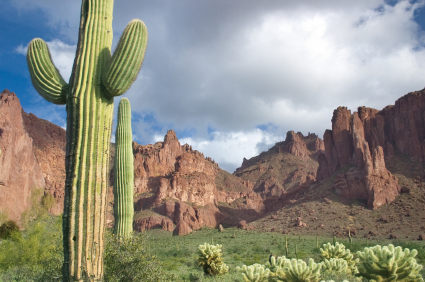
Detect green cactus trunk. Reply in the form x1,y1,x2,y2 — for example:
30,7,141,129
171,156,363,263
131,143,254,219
113,98,134,236
26,1,147,280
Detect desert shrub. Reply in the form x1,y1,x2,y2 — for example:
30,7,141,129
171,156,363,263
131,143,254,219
0,210,8,226
103,231,170,282
356,244,423,282
0,216,63,281
0,220,19,239
197,243,229,276
41,192,56,211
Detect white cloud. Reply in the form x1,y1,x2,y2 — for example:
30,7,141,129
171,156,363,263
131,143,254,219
178,129,283,173
16,39,76,82
11,0,425,170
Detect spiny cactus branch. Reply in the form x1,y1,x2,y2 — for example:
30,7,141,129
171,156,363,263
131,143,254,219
27,38,67,104
103,19,148,97
113,98,134,236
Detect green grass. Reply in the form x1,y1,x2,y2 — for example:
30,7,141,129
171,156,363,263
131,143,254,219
145,227,425,281
2,217,425,281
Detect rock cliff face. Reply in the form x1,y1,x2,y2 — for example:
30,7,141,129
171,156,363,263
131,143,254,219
0,90,45,222
22,112,66,215
234,131,323,199
314,89,425,208
128,129,266,234
0,88,262,233
132,130,219,206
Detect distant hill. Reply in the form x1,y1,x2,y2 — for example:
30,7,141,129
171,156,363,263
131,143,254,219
2,88,425,239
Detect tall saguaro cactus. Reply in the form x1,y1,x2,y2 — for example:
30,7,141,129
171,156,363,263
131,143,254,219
113,98,134,236
26,1,148,281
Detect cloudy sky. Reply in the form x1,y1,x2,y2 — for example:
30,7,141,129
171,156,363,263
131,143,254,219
1,0,425,172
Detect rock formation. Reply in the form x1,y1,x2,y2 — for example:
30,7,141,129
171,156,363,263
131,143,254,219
315,93,419,208
22,112,66,215
0,90,45,223
234,131,323,198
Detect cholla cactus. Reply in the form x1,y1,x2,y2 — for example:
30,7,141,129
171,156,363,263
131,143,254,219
265,256,287,281
356,244,423,282
237,264,270,282
197,243,229,276
320,280,349,282
320,258,350,274
277,258,322,282
320,242,358,274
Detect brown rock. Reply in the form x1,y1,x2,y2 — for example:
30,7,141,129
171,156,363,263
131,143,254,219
280,131,309,160
173,220,192,236
400,186,411,194
22,112,66,215
0,90,45,223
418,234,425,241
133,216,174,232
389,234,398,239
318,105,401,209
238,220,247,230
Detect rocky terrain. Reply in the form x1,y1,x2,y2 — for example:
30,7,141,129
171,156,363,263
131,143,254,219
2,88,425,239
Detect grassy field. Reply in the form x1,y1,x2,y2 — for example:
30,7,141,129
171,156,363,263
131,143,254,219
2,215,425,281
145,227,425,281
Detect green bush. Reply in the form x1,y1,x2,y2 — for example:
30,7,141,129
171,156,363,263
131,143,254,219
103,231,170,282
197,243,229,276
0,216,63,282
0,220,19,239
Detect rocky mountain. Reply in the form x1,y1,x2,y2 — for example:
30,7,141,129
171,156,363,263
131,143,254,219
3,87,425,239
0,90,45,222
234,131,324,203
316,89,425,209
0,89,262,234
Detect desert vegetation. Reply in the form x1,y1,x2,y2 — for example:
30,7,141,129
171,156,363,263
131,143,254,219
2,217,425,281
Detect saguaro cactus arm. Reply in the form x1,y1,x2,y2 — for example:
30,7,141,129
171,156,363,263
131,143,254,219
27,38,67,104
113,98,134,236
102,19,148,97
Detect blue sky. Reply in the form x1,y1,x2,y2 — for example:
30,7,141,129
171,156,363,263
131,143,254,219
1,0,425,172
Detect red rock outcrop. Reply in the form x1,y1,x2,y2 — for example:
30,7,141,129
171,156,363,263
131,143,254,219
234,131,323,200
279,131,309,160
0,90,45,222
22,112,66,215
133,216,174,232
315,91,423,208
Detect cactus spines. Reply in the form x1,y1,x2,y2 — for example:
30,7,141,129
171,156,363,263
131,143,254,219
237,264,270,282
113,98,134,236
356,244,423,282
26,1,148,280
277,258,322,282
102,20,148,97
265,256,287,282
320,242,358,274
320,258,350,274
197,243,229,276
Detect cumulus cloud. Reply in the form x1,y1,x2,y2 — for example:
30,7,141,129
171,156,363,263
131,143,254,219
16,39,76,80
11,0,425,171
153,129,283,173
